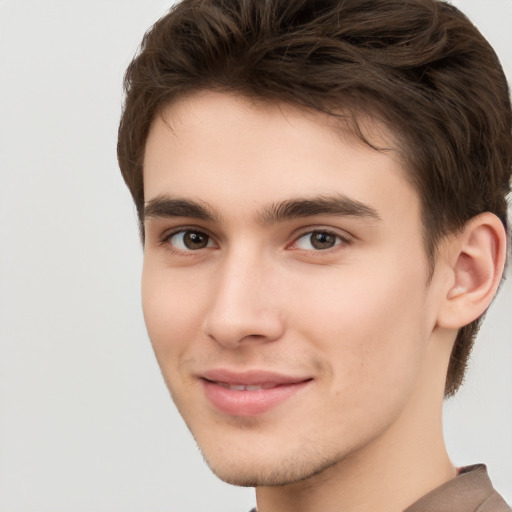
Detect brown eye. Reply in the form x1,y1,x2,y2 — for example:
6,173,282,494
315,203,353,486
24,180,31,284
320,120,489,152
310,232,337,249
169,230,213,251
294,230,342,250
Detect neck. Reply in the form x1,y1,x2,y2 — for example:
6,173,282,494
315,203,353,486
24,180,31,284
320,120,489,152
255,409,454,512
255,331,457,512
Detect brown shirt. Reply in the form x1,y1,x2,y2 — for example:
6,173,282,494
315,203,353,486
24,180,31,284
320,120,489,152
248,464,510,512
405,465,510,512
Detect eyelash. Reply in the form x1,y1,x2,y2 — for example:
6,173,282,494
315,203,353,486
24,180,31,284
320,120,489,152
289,229,351,252
159,227,217,255
159,227,352,255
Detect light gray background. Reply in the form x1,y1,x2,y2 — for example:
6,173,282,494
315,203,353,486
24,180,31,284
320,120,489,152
0,1,510,511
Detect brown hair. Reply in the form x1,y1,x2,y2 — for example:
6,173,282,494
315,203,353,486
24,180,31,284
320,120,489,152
117,0,512,396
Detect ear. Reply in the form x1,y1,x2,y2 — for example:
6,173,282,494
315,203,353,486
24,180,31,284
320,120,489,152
436,212,507,330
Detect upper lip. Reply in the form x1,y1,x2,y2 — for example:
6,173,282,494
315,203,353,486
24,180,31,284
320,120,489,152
200,369,312,386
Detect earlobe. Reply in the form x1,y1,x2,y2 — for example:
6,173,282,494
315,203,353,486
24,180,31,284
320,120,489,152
437,213,507,329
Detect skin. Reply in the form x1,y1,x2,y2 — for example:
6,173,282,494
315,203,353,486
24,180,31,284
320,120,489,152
141,91,467,512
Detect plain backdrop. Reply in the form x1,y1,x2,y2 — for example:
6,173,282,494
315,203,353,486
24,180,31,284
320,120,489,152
0,1,510,511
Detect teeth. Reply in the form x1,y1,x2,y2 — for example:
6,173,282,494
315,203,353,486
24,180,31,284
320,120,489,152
215,382,265,391
229,384,246,391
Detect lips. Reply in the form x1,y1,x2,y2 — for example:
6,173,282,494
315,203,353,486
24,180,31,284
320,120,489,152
214,382,279,391
200,369,312,416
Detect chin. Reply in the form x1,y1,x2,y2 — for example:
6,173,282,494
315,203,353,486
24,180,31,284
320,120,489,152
200,444,346,488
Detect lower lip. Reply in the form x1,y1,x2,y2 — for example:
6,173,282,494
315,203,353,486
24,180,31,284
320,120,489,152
202,380,311,417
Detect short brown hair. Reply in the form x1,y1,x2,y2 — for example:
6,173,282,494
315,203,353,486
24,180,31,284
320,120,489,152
117,0,512,396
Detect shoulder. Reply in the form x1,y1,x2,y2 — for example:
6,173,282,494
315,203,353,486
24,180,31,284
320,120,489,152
406,465,510,512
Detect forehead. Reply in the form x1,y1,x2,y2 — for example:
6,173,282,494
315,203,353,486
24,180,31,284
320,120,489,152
142,91,416,222
147,91,399,162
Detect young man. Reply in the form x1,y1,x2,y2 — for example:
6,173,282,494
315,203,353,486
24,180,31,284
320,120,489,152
117,1,511,510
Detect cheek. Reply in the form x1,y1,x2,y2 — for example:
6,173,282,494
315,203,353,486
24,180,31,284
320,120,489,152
141,265,205,363
289,257,431,392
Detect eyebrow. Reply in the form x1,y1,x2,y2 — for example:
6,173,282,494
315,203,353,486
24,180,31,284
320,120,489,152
259,194,381,225
143,194,381,224
144,196,218,222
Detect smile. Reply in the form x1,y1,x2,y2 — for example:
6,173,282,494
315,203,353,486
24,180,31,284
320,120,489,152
200,370,312,417
211,381,282,391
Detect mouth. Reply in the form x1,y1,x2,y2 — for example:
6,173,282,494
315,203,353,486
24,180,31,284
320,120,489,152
199,370,312,417
208,381,286,391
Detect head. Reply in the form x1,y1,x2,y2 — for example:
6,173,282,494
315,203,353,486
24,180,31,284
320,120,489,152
117,0,511,484
118,0,511,397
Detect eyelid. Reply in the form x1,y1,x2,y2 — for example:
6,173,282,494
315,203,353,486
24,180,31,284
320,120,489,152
159,226,218,253
159,223,213,241
155,223,352,253
288,227,353,251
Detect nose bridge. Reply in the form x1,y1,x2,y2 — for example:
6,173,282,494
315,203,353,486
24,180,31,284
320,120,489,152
203,243,283,347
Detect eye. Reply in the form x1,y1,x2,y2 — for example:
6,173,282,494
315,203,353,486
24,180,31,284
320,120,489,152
167,230,215,251
293,230,345,251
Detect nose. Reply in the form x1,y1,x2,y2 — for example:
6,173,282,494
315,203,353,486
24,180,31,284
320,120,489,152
202,251,285,349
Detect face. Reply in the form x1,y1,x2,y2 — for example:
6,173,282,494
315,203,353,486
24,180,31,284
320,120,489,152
142,91,445,487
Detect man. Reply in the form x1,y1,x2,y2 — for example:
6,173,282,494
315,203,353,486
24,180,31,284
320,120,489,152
117,0,511,510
